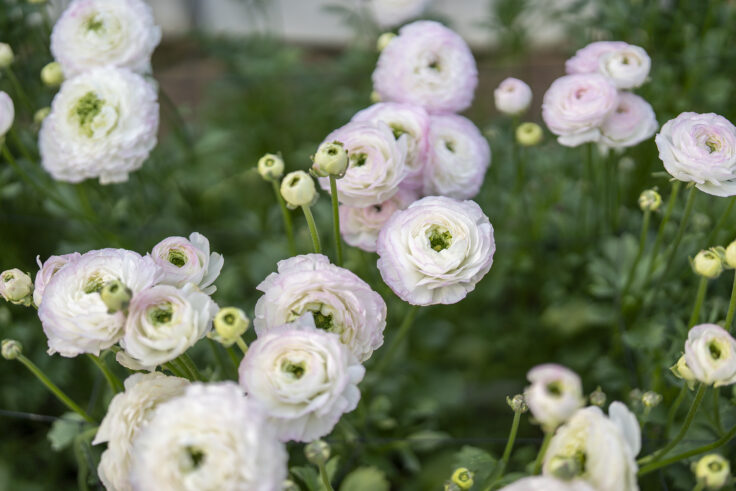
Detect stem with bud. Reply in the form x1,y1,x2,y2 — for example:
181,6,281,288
301,205,322,254
329,175,343,266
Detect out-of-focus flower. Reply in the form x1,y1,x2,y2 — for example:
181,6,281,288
507,394,528,413
281,170,318,208
0,43,13,68
641,391,662,408
0,269,33,306
34,107,51,125
494,77,532,116
210,307,249,347
366,0,432,28
589,387,606,407
599,92,657,149
524,364,584,431
685,324,736,387
311,141,349,178
257,153,284,181
692,249,724,279
693,454,730,489
0,91,14,138
41,62,64,87
671,354,697,389
566,41,650,89
451,468,474,490
638,189,661,212
499,477,596,491
33,253,81,307
516,122,543,146
151,232,223,295
726,239,736,268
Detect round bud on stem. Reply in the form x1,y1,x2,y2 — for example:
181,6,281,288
257,153,285,181
641,391,662,408
376,32,396,52
281,170,317,209
40,62,64,87
451,468,474,490
305,439,331,466
211,307,249,347
547,454,583,480
34,107,50,125
506,394,528,413
515,122,543,147
589,386,606,407
693,454,730,489
0,43,13,68
638,189,662,212
670,355,696,390
692,249,724,279
0,268,33,306
1,339,22,360
725,239,736,269
311,141,348,178
99,280,132,313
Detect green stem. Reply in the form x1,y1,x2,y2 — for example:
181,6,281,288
178,353,203,382
16,355,95,424
666,383,688,434
724,271,736,331
532,431,553,475
688,277,708,328
512,117,523,192
235,337,249,357
226,346,240,371
644,181,682,284
488,411,522,487
621,210,651,298
659,185,697,284
4,67,33,111
301,205,322,254
317,462,334,491
206,338,232,380
712,387,723,435
329,175,343,266
692,482,705,491
87,354,123,393
272,180,296,256
705,195,736,247
375,306,419,373
163,361,187,379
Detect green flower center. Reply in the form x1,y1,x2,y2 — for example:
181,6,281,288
282,360,306,379
71,91,118,138
84,274,105,294
350,152,367,168
390,125,406,140
85,14,105,32
182,446,206,471
709,461,723,472
427,226,452,252
709,341,723,360
2,272,14,282
167,249,188,268
546,381,563,397
313,311,333,331
148,302,174,326
444,140,455,152
706,138,720,154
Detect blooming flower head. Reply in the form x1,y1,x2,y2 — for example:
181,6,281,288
524,364,584,431
254,254,386,363
494,77,532,116
542,74,619,147
499,477,596,491
51,0,161,78
93,373,189,491
0,91,14,138
372,21,477,113
685,324,736,387
33,252,82,307
655,112,736,197
130,382,288,491
566,41,650,89
318,121,408,207
599,92,657,150
151,232,223,295
366,0,432,28
376,196,495,305
39,66,159,185
422,113,491,200
39,248,160,357
239,316,365,442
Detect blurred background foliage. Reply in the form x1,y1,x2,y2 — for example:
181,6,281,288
2,0,736,489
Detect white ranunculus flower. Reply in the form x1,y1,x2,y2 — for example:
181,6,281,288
366,0,432,28
524,364,584,431
39,66,159,185
33,252,82,307
51,0,161,78
0,91,14,137
93,373,189,491
499,477,596,491
254,254,386,363
598,45,651,90
376,196,495,306
0,268,33,305
130,382,288,491
494,77,533,116
151,232,224,295
685,323,736,387
599,92,658,150
240,316,365,442
38,248,160,357
120,284,218,369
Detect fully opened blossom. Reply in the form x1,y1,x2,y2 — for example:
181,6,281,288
130,382,288,491
33,252,82,307
376,196,495,305
499,477,595,491
685,324,736,387
239,317,364,442
51,0,161,78
40,66,159,185
655,112,736,197
151,232,223,295
566,41,651,89
372,21,477,113
600,92,657,150
93,373,189,491
39,248,160,357
494,77,532,116
542,74,618,147
254,254,386,362
524,364,584,431
366,0,432,28
318,121,407,207
0,91,14,138
422,113,491,200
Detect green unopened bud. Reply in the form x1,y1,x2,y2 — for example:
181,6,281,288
41,61,64,87
506,394,528,413
34,107,50,125
257,153,284,181
1,339,22,360
642,390,662,408
99,280,131,313
282,480,300,491
694,454,730,489
370,90,382,103
0,43,14,68
451,467,474,490
210,307,249,347
0,268,33,306
515,122,543,147
725,239,736,269
692,249,724,279
311,141,348,178
280,170,317,209
670,355,696,390
638,189,662,212
377,32,396,52
589,386,606,407
305,439,331,466
547,454,583,480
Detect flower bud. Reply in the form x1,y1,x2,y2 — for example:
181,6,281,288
547,454,583,480
370,90,382,103
515,122,543,147
98,280,132,313
311,141,348,178
670,355,697,389
692,249,724,279
210,307,249,347
304,439,331,466
451,468,474,490
638,189,662,212
34,107,50,125
589,386,606,407
257,153,284,181
377,32,396,52
642,391,662,408
725,239,736,269
282,480,300,491
0,268,33,306
0,43,13,68
694,454,730,489
506,394,528,413
1,339,22,360
40,61,64,87
280,170,317,209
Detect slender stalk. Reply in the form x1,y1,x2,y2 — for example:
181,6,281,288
512,117,523,192
206,338,232,380
317,462,335,491
725,271,736,331
4,68,33,111
178,353,203,382
271,180,296,256
10,128,35,165
688,277,708,328
329,176,344,266
16,355,95,424
705,195,736,247
163,361,187,379
301,205,322,254
487,411,522,486
235,337,249,356
375,306,419,373
659,186,697,284
712,387,723,435
644,181,682,284
692,482,705,491
226,346,240,370
666,383,688,433
532,431,553,475
87,354,123,393
621,210,651,298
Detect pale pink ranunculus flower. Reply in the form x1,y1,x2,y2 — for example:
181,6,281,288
524,364,584,432
33,252,82,307
0,91,14,137
366,0,432,28
685,323,736,387
499,477,596,491
150,232,223,294
566,41,630,75
599,92,658,150
494,77,532,116
597,44,651,89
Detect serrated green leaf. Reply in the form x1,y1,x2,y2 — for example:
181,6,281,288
339,467,390,491
47,413,86,452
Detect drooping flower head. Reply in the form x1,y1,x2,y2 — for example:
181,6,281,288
524,364,584,431
566,41,650,89
33,252,82,307
599,92,657,150
150,232,223,294
494,77,533,116
365,0,432,28
685,324,736,387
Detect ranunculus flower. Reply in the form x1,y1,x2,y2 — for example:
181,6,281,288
0,268,33,305
365,0,432,28
422,113,491,200
119,284,218,369
239,316,365,442
51,0,161,78
130,382,288,491
566,41,650,89
339,188,417,253
254,254,386,363
524,364,584,431
318,121,407,207
372,21,478,113
39,248,160,357
33,252,82,307
93,373,189,491
494,77,533,115
499,477,596,491
655,112,736,197
376,196,495,305
150,232,223,295
599,92,657,150
566,41,630,75
685,323,736,387
39,66,159,185
352,102,430,190
0,91,14,137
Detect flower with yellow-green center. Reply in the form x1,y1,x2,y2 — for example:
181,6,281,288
257,153,284,181
209,307,249,347
692,249,724,279
151,232,223,295
685,323,736,387
693,454,730,489
516,122,543,146
281,170,318,208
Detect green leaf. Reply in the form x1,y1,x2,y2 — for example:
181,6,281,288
47,413,86,452
453,446,496,487
339,467,390,491
290,466,321,491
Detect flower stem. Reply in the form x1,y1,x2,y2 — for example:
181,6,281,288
712,387,723,435
488,410,522,486
512,117,523,192
163,361,187,379
666,383,688,434
532,431,553,475
235,337,249,357
659,185,697,284
226,346,240,370
317,461,334,491
4,67,33,112
621,209,651,299
688,277,709,328
16,355,95,424
301,205,322,254
329,175,343,266
705,195,736,247
178,353,203,382
272,180,296,256
87,354,123,393
375,305,419,373
724,271,736,331
644,181,681,284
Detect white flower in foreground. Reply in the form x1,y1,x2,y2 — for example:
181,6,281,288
524,364,584,431
120,284,217,369
543,403,640,491
151,232,223,295
377,196,495,306
566,41,650,89
254,254,386,362
685,324,736,387
130,382,288,491
499,476,596,491
93,373,189,491
422,113,491,200
240,317,365,442
33,252,82,307
39,66,159,185
600,92,657,150
0,269,33,306
51,0,161,78
366,0,432,28
655,112,736,197
39,248,160,357
0,91,14,138
494,77,532,116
